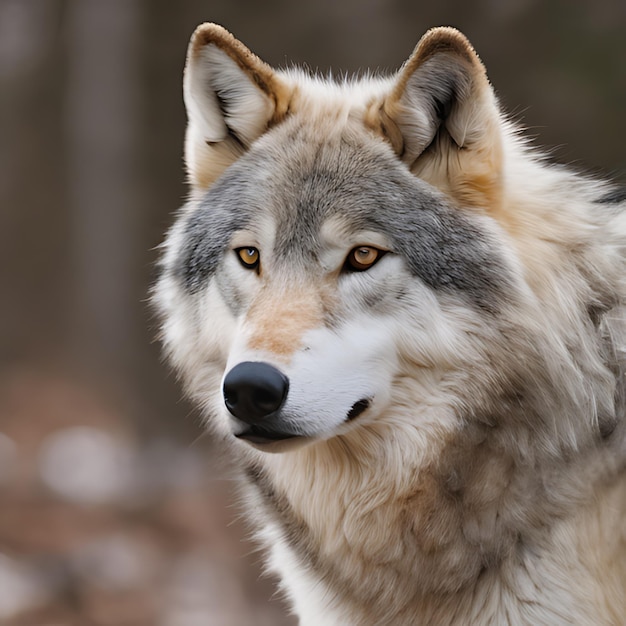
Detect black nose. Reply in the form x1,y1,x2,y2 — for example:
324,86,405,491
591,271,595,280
223,361,289,425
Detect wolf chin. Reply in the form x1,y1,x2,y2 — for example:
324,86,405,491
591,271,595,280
153,24,626,625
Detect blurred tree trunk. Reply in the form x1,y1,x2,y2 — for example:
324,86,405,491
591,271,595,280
65,0,142,377
0,0,68,366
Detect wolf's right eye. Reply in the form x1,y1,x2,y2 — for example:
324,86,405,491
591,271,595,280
235,247,260,270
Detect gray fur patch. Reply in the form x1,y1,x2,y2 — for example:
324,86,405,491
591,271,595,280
175,125,511,311
175,170,255,292
369,189,507,312
265,129,510,311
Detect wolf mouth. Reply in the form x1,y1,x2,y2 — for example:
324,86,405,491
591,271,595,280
235,426,300,444
234,397,373,445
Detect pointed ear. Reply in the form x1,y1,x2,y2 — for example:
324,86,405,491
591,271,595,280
374,27,503,209
183,24,292,191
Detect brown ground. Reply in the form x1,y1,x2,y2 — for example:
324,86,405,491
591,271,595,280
0,370,296,626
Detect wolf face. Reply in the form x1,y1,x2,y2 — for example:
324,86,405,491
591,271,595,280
154,24,622,457
154,25,529,452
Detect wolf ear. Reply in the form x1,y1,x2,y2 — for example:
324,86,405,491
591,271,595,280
183,24,291,191
375,27,503,209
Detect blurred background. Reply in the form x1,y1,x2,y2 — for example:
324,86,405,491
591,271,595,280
0,0,624,624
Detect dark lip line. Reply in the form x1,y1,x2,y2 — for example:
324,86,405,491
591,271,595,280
233,397,373,445
235,431,300,444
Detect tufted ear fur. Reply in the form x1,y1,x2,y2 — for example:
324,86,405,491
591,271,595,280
371,27,504,210
183,23,292,192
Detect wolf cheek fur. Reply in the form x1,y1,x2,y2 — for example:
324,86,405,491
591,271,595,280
154,23,626,625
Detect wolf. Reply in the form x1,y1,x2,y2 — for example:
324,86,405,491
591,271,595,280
153,23,626,625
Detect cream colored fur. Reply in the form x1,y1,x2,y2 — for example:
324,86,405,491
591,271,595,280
154,24,626,625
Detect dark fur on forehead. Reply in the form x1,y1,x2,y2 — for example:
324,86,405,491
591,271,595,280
176,124,511,311
265,128,511,311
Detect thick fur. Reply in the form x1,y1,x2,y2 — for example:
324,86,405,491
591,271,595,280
154,24,626,625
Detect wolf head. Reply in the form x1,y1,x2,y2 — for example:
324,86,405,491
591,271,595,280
154,25,622,455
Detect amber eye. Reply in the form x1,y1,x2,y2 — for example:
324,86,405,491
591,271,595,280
345,246,384,272
236,247,260,270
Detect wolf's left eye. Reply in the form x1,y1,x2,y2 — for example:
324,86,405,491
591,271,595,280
344,246,385,272
236,247,260,270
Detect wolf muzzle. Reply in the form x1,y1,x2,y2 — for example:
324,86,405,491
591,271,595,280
223,360,373,445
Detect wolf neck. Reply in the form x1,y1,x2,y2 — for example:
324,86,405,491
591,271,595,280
247,419,625,624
